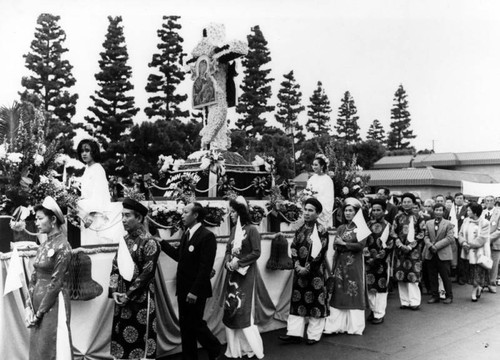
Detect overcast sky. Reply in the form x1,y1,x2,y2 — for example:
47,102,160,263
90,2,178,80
1,0,499,153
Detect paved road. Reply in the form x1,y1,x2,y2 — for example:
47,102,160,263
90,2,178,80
162,284,500,360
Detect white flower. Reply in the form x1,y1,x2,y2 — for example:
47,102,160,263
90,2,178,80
0,144,7,159
188,150,209,161
200,157,211,170
342,187,349,195
172,159,185,171
7,152,23,163
55,154,70,165
66,158,85,169
33,154,44,166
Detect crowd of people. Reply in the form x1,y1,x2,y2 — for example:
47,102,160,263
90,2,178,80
22,149,500,360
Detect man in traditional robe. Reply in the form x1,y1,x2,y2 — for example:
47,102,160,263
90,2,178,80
365,199,394,324
279,197,329,345
109,198,160,360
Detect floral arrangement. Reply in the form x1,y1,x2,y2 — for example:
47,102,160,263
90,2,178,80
251,155,275,173
297,185,317,206
31,173,79,213
252,176,270,199
164,172,201,200
148,203,183,232
275,200,303,223
188,150,226,176
203,204,227,227
249,204,266,225
158,155,185,176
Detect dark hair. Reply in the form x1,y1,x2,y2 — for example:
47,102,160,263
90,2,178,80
191,202,206,223
445,196,453,201
33,204,64,227
229,199,251,225
401,192,416,204
454,192,464,199
313,157,327,173
371,198,387,211
378,187,390,196
77,139,102,163
304,197,323,214
468,202,483,217
435,194,444,200
433,203,445,211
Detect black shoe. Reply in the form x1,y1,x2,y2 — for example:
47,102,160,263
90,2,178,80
442,297,453,304
372,317,384,324
410,305,420,311
279,335,302,344
400,305,409,309
458,279,466,285
306,339,320,345
367,311,374,321
427,297,440,304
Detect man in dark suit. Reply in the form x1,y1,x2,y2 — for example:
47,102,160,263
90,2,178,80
160,202,221,360
453,193,468,284
376,187,399,224
423,203,455,304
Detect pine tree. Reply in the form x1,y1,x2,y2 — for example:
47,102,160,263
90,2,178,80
335,91,361,143
275,71,305,176
306,81,332,136
84,16,139,149
145,16,188,121
366,119,386,144
19,13,78,151
387,84,415,150
236,25,274,136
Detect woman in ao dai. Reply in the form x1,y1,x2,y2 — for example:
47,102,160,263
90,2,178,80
306,154,334,228
223,197,264,359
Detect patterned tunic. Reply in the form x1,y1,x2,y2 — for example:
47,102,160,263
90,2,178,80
290,221,329,318
109,226,160,360
364,219,394,293
391,211,425,283
223,224,261,329
28,232,73,360
330,225,366,310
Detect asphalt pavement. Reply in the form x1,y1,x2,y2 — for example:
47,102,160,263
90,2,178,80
162,283,500,360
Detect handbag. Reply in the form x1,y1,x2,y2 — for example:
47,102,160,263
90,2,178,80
477,254,493,270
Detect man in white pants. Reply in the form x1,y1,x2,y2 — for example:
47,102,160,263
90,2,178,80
279,198,330,345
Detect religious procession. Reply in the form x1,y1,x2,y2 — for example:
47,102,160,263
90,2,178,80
2,3,500,360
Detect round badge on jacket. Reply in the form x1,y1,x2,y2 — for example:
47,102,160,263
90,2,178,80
189,245,194,252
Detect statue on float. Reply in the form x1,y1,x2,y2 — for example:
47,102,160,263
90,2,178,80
188,23,248,151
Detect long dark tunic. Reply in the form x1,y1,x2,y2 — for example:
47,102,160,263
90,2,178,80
28,232,73,360
223,224,261,329
289,221,329,318
391,211,425,283
365,219,394,293
330,225,367,310
109,226,160,360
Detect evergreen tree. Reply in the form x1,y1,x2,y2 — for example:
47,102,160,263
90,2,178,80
145,15,188,121
20,13,78,151
84,16,139,149
366,119,386,144
236,25,274,136
335,91,361,143
275,71,305,176
387,84,415,150
306,81,332,136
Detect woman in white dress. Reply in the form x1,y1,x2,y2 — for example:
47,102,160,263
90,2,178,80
77,139,111,227
306,154,334,228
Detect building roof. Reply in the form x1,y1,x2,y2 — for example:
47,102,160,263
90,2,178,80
362,167,497,187
373,150,500,169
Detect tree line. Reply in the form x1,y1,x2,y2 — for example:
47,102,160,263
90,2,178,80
5,13,419,181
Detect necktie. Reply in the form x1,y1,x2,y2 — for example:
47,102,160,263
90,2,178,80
185,229,191,241
486,212,492,221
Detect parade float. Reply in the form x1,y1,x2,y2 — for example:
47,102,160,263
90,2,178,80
0,23,316,360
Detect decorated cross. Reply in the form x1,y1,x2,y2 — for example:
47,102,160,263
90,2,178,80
188,23,248,151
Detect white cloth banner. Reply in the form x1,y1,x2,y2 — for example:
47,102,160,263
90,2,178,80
462,180,500,197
